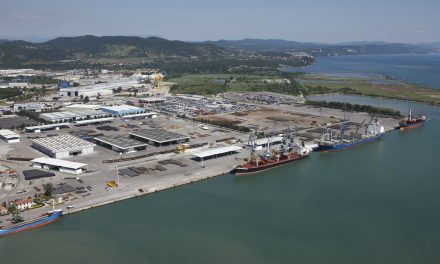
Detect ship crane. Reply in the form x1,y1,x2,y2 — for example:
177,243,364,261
365,116,375,134
353,119,367,139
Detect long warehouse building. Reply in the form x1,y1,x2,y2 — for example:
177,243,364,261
31,134,96,159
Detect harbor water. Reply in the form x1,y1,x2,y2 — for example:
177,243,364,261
2,54,440,263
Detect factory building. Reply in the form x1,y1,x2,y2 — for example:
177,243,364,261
129,129,189,147
31,157,88,175
192,145,242,161
31,134,96,159
25,123,70,133
59,79,139,98
0,129,21,143
245,136,283,150
13,103,48,112
100,105,145,116
94,135,149,153
40,109,109,123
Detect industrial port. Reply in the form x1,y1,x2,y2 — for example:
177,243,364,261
0,68,401,231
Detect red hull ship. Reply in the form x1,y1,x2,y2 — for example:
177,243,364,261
233,128,310,175
398,109,426,130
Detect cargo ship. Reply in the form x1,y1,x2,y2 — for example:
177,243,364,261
398,109,426,130
317,117,385,152
0,209,62,237
233,127,310,175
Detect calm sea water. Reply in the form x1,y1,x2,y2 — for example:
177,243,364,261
2,55,440,264
289,53,440,89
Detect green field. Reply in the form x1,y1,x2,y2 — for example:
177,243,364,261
167,73,305,96
298,74,440,105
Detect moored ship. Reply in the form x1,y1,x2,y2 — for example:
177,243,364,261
317,116,385,152
0,209,62,237
233,127,310,175
398,109,426,130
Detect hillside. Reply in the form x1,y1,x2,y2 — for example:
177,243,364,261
203,39,434,56
0,35,232,67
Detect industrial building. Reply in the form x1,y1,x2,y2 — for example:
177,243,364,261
59,79,139,98
122,112,158,119
129,129,189,147
138,97,166,104
94,135,149,153
0,129,21,143
13,103,48,112
192,145,242,161
25,123,70,133
31,134,96,159
40,109,109,123
74,117,114,126
31,157,88,175
245,136,283,150
100,105,145,116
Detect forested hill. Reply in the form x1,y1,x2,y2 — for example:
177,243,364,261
203,39,434,56
0,35,232,67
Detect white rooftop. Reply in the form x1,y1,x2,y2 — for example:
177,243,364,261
254,136,283,146
25,123,71,130
122,112,157,118
31,157,88,170
63,104,102,110
31,134,96,152
192,145,242,159
74,117,114,125
0,129,21,139
101,105,144,112
59,79,138,92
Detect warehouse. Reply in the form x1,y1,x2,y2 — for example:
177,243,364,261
59,79,139,98
74,117,114,126
129,129,189,147
31,134,96,159
31,157,88,175
40,109,109,123
100,105,145,116
246,136,283,150
122,112,158,119
94,135,149,153
192,145,242,161
0,129,21,143
25,123,70,133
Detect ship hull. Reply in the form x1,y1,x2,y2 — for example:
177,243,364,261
0,211,62,237
233,155,309,175
399,121,425,130
318,134,384,153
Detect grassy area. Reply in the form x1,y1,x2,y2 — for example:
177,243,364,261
299,74,440,105
167,73,305,96
167,73,440,105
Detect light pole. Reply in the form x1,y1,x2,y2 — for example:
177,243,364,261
116,152,122,188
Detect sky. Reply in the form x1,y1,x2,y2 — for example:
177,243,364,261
1,0,439,43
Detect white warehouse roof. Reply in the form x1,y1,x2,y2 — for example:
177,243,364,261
192,145,242,159
31,157,88,170
0,129,21,139
74,117,114,125
31,134,96,152
254,136,283,146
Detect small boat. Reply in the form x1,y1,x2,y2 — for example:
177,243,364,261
398,109,426,130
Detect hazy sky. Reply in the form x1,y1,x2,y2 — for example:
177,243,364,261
1,0,439,43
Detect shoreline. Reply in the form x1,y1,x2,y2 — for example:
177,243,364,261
63,166,231,216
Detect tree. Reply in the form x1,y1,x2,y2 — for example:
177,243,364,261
43,183,54,197
83,96,90,103
8,203,17,214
